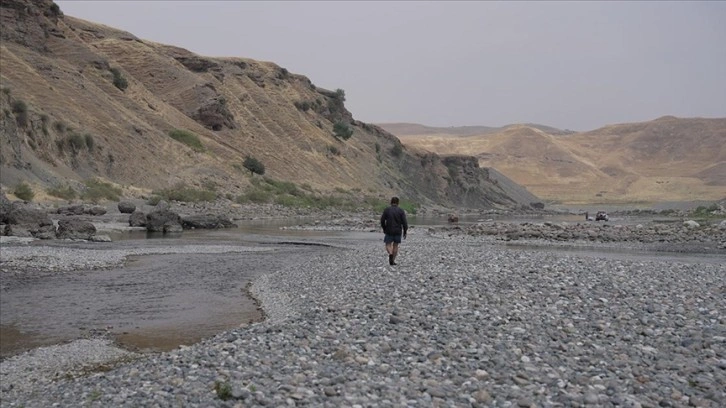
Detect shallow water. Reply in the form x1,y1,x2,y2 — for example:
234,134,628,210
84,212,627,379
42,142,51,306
0,231,337,359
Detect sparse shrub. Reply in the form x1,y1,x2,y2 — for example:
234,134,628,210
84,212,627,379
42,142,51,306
390,143,403,157
40,114,49,135
294,101,311,111
1,87,10,96
168,129,205,152
214,381,232,401
334,88,346,102
11,100,28,127
155,183,216,203
110,67,128,91
333,122,353,140
47,184,77,200
327,145,340,155
236,189,272,204
53,120,66,133
243,156,265,176
375,142,380,153
146,195,162,206
68,132,85,151
13,182,35,201
84,133,94,150
81,178,122,203
55,139,65,152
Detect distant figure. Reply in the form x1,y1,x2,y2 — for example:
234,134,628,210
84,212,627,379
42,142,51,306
595,211,609,221
448,214,459,223
585,212,591,221
380,196,408,266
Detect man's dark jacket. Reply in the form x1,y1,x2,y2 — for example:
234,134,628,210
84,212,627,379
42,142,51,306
380,205,408,236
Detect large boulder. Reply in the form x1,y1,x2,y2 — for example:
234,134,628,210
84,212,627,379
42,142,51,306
88,206,107,216
182,214,238,230
0,192,12,224
57,205,107,216
146,209,182,233
56,218,97,240
129,210,147,227
118,201,136,214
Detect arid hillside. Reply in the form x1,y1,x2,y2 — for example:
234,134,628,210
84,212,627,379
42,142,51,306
0,0,539,210
382,117,726,204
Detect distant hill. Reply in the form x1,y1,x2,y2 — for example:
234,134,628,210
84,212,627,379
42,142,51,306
381,117,726,204
0,0,539,210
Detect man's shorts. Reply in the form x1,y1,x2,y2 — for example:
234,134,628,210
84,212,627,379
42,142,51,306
384,234,402,244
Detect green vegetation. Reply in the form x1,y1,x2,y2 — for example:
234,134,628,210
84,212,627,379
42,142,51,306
243,156,265,176
11,100,28,127
53,120,66,133
49,2,61,16
375,142,381,153
154,183,217,203
235,177,418,213
691,203,723,219
84,133,94,150
40,114,49,135
334,88,346,101
327,145,340,155
168,129,205,152
47,184,77,200
214,381,232,401
81,178,122,203
68,132,86,151
294,101,311,111
110,67,128,91
13,182,35,201
333,121,353,140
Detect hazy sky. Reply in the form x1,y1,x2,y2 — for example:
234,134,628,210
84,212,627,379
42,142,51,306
56,1,726,131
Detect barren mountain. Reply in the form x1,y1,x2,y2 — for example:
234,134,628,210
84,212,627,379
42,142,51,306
0,0,538,210
383,117,726,204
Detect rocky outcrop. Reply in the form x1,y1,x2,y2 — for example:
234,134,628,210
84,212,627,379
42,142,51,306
56,205,107,216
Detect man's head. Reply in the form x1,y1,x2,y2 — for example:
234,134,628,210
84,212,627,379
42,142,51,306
390,196,399,205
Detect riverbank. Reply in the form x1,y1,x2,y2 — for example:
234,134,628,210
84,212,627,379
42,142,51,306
2,227,724,407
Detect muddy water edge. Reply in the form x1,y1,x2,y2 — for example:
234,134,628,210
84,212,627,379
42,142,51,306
0,233,339,360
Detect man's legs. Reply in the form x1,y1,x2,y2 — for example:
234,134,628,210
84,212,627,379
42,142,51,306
392,242,400,264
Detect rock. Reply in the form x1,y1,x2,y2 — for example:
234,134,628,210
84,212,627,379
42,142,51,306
719,220,726,230
0,192,13,223
154,200,170,211
56,218,97,240
448,214,459,223
181,214,237,229
129,210,147,227
56,205,86,215
118,201,136,214
146,209,182,233
683,220,700,228
88,206,107,216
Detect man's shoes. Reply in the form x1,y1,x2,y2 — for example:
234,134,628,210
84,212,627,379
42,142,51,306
388,255,396,265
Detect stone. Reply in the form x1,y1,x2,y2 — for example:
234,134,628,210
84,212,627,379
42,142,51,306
118,201,136,214
56,218,96,240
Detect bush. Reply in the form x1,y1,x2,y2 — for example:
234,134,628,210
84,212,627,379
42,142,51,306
333,122,353,140
168,129,205,152
11,100,28,127
68,132,86,151
243,156,265,176
84,133,94,150
110,67,128,91
47,184,77,200
327,145,340,155
53,120,66,133
81,178,122,203
13,182,35,201
294,101,311,111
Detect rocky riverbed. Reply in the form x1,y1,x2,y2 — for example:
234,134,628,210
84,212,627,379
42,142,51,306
1,216,724,407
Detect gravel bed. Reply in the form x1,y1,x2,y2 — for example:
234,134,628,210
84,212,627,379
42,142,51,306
2,232,724,407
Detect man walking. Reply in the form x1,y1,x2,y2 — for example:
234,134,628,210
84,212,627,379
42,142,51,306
380,196,408,265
